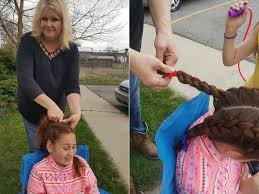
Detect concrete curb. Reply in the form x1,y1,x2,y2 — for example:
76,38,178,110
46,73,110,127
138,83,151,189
80,85,129,186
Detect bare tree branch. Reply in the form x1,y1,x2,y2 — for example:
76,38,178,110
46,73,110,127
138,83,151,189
0,0,127,49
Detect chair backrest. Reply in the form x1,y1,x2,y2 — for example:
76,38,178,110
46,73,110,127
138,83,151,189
20,145,89,191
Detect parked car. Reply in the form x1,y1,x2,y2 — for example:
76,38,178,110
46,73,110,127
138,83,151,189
143,0,182,12
114,80,129,105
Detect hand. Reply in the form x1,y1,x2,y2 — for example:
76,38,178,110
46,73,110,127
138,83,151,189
63,112,81,129
154,32,178,67
239,164,259,194
225,1,248,32
47,105,64,122
131,51,175,91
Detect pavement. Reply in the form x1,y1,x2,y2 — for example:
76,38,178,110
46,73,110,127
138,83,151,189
141,23,256,193
80,85,129,187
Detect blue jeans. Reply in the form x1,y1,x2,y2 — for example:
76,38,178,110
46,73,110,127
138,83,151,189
22,118,39,152
130,72,145,132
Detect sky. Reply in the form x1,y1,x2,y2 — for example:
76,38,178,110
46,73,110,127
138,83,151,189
79,7,129,51
23,0,129,51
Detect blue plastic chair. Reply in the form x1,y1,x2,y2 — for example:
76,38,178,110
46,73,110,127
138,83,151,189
19,145,110,194
155,92,210,194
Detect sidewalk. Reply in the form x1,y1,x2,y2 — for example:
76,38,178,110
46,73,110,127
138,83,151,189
142,24,255,109
141,23,256,193
80,85,129,186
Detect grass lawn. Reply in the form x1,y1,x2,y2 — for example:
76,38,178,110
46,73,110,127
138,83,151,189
0,111,127,194
80,66,128,86
130,84,186,191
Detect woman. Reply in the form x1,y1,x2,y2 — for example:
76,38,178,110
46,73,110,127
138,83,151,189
16,0,81,152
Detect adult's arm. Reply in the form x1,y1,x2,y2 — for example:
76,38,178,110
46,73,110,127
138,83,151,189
63,43,81,128
129,48,175,91
16,34,44,100
148,0,178,67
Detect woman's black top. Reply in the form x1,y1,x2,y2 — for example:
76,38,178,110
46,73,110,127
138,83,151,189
16,32,80,124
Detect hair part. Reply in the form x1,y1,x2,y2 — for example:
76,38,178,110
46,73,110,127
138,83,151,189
174,71,259,160
36,116,82,176
32,0,72,49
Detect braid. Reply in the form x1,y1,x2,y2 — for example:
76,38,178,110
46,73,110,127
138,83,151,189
174,70,259,159
176,71,224,99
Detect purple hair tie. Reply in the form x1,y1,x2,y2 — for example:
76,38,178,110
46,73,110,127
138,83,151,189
182,132,189,152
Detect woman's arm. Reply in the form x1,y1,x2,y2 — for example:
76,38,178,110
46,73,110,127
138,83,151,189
16,34,44,100
35,94,64,122
62,43,81,128
63,93,81,129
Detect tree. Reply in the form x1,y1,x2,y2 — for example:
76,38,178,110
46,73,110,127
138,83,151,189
0,0,126,49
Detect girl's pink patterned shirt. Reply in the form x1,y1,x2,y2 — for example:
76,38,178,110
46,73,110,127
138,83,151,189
27,155,99,194
176,112,244,194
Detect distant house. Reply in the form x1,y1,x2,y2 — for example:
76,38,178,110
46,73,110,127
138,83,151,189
79,52,114,68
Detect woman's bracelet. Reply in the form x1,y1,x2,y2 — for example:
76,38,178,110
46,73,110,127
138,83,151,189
224,33,237,39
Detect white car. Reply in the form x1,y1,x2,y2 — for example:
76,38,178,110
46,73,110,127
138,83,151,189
114,80,129,105
143,0,182,12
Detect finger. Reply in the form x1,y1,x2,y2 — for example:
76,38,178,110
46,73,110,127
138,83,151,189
58,116,63,122
165,56,178,67
48,116,56,121
156,47,166,62
234,2,240,10
238,1,244,7
230,5,235,10
63,117,73,123
154,77,171,88
241,163,249,180
157,61,175,74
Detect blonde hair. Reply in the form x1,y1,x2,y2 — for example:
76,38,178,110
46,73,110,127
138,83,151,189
32,0,72,49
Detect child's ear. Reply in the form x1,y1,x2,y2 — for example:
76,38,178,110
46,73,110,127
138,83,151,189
46,140,53,153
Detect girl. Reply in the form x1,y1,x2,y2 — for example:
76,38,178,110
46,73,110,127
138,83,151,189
172,71,259,194
27,117,99,194
223,0,259,88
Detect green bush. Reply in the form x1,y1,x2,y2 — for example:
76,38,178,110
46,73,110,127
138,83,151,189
0,48,16,74
0,75,17,115
0,49,17,115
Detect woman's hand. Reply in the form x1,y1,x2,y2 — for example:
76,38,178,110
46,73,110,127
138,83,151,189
239,164,259,194
225,1,248,34
63,112,81,129
47,105,64,122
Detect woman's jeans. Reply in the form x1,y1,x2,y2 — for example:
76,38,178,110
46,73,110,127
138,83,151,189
130,72,145,132
22,118,39,153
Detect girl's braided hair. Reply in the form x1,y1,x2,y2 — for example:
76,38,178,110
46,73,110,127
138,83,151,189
36,116,83,177
175,71,259,159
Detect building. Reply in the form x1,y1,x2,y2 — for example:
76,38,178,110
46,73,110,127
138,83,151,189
79,52,115,68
